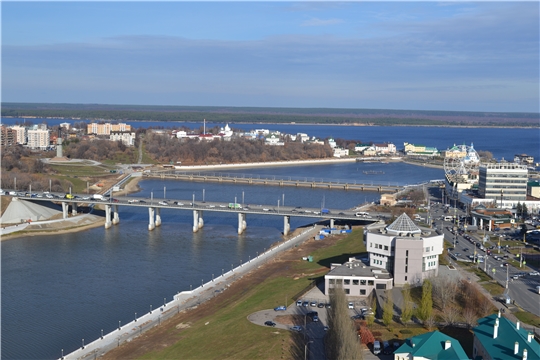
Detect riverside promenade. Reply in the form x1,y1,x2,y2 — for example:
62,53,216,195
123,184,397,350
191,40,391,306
61,224,320,360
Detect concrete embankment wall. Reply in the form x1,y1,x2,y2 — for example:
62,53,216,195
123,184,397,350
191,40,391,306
175,158,357,171
62,225,319,360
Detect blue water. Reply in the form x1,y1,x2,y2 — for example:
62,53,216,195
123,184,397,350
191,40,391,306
1,117,538,162
1,161,442,360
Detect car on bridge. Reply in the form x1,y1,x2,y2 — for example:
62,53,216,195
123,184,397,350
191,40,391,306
158,201,169,206
274,306,286,311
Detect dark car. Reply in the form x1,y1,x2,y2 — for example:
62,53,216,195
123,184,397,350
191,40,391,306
317,303,324,308
264,321,276,327
302,301,309,307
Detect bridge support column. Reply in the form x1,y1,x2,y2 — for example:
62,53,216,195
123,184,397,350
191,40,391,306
105,205,112,229
72,202,78,215
148,207,155,231
198,211,204,229
238,213,247,235
62,202,68,219
112,205,119,225
193,210,200,233
155,208,161,227
283,216,290,236
330,218,335,229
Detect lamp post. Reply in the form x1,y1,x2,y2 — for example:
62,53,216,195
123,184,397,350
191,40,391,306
150,304,152,313
164,297,166,307
135,312,137,322
164,186,166,199
203,188,205,202
242,190,244,207
49,179,52,193
278,199,280,214
118,320,121,330
304,340,313,360
82,338,84,349
151,190,153,205
282,193,285,207
101,328,103,339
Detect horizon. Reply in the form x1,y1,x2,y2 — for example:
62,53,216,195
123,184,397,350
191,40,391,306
2,2,539,113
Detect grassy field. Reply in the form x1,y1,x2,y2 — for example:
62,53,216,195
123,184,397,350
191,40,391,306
105,229,366,359
514,311,540,328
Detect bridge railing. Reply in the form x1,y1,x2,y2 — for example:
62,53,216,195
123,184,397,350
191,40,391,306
151,170,407,187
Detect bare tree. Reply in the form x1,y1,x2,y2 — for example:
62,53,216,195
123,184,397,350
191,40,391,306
432,276,458,310
441,305,460,326
424,315,436,331
462,307,478,328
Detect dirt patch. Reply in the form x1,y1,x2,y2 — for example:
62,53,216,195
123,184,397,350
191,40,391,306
101,231,351,359
275,314,313,326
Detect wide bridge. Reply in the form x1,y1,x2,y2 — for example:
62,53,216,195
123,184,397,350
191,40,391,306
143,170,404,193
6,191,380,236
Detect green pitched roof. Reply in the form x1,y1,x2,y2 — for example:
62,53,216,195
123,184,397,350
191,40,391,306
395,330,469,360
473,314,540,360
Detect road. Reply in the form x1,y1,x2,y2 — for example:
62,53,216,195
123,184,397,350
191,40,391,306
425,186,540,317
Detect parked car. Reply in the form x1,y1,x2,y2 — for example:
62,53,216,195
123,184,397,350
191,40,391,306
274,306,287,311
310,301,317,307
291,326,302,332
317,303,325,308
348,302,354,309
373,341,381,355
264,321,276,327
302,301,309,307
383,341,392,355
296,300,303,306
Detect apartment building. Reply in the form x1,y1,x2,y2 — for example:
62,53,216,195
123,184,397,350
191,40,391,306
27,129,50,149
87,123,131,135
478,163,528,203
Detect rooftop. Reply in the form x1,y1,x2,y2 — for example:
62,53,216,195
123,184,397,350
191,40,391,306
395,330,469,360
326,257,392,279
386,213,422,235
473,313,540,360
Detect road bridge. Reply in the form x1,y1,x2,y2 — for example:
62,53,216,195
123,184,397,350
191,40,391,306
142,171,404,193
4,191,380,236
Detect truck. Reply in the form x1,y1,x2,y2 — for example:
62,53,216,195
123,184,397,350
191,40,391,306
321,208,330,214
92,194,104,200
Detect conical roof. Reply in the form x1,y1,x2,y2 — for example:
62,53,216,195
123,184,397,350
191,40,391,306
386,213,421,235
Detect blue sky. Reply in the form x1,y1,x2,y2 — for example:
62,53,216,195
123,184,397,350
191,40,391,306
2,1,539,112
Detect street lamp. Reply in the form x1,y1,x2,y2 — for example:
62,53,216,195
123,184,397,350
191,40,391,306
203,188,205,202
242,190,244,207
101,328,103,339
119,320,121,330
151,190,154,205
304,341,313,360
164,297,167,307
278,199,280,213
192,192,195,207
164,186,166,199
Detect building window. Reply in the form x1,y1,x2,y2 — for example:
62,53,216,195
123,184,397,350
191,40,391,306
345,288,350,294
370,242,373,247
404,276,407,281
344,279,350,285
368,280,374,286
384,245,389,251
425,247,430,252
376,284,386,290
336,279,342,285
353,280,359,285
406,250,409,256
360,280,366,285
360,289,366,295
329,279,335,284
405,266,408,273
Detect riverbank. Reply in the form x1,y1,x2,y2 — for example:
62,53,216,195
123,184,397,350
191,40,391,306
176,157,357,170
0,177,143,241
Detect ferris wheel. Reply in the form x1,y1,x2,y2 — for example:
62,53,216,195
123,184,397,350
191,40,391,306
444,143,480,178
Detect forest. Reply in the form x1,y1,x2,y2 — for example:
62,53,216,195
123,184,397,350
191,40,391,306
2,102,538,127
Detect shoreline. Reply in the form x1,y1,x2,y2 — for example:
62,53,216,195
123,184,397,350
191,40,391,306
1,177,143,241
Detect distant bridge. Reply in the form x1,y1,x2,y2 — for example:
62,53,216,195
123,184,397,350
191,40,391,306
143,170,404,193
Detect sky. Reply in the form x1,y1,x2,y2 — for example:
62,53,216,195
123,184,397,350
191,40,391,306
1,1,539,113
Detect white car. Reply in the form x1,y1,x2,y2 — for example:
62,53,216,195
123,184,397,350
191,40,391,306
158,201,168,206
529,271,539,276
177,203,184,206
219,205,226,208
207,205,215,208
348,302,354,309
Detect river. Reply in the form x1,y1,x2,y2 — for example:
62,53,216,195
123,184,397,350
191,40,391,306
1,162,443,359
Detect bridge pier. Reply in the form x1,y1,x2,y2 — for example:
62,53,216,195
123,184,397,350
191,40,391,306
238,213,247,235
72,202,78,215
105,205,112,229
62,202,68,219
283,216,290,236
112,204,119,225
155,208,161,227
330,218,335,228
193,210,200,232
148,207,155,231
198,211,204,229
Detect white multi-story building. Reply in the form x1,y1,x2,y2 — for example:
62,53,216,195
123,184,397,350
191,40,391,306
10,125,27,144
478,163,528,204
110,132,136,146
27,129,50,149
374,143,396,154
365,213,443,286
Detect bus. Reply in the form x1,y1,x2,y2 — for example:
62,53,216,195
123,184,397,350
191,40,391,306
228,203,242,209
444,216,454,222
